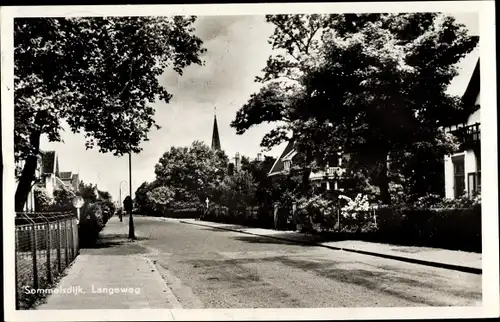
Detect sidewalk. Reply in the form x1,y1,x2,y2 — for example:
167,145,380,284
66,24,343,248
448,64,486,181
36,216,181,310
179,219,482,274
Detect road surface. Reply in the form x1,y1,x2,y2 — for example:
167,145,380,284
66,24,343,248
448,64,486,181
84,216,481,308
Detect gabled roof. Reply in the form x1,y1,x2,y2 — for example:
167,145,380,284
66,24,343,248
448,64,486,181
41,151,58,174
462,58,480,107
446,43,479,97
59,171,73,180
268,140,296,177
441,56,480,127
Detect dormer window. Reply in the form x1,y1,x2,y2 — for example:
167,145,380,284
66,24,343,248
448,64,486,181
284,160,291,171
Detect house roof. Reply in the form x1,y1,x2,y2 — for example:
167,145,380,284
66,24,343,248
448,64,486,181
268,140,296,177
41,151,58,174
462,58,480,107
446,44,479,97
59,171,73,180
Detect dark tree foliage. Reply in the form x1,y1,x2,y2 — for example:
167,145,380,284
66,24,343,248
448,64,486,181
231,13,477,204
14,16,205,211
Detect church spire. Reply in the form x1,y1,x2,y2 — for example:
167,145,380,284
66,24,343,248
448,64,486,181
211,107,221,151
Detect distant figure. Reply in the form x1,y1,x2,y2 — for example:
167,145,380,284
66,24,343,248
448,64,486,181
118,208,123,222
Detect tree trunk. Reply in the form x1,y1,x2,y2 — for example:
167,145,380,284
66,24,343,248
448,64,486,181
378,155,391,205
301,167,311,196
15,111,47,212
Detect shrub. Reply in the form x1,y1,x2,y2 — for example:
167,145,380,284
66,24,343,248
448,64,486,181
375,204,481,251
46,188,74,212
78,202,104,246
296,195,336,232
34,186,53,211
98,200,115,224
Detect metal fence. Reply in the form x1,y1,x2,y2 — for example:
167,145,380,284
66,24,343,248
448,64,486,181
15,212,79,309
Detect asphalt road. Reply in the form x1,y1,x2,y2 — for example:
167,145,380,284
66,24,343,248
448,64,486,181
87,216,482,308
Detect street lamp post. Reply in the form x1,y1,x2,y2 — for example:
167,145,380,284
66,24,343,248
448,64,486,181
119,180,127,208
128,152,135,239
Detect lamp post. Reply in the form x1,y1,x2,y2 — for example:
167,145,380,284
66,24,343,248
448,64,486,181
119,180,127,209
128,152,135,239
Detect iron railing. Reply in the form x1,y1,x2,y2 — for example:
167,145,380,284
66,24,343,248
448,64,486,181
450,123,480,150
15,212,79,309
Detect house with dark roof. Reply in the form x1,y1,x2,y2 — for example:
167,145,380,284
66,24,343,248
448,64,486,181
39,151,80,198
442,51,481,199
269,49,480,199
16,150,81,211
268,140,348,193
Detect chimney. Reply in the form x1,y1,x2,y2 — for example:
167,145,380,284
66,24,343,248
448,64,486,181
256,153,262,162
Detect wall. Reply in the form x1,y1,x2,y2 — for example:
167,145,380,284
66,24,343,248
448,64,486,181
44,174,55,198
467,106,480,125
444,155,455,199
443,91,480,199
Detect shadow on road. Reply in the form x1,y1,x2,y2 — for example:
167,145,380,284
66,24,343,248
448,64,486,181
230,235,322,246
80,233,149,249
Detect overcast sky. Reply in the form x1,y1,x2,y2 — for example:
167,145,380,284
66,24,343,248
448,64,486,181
39,13,479,203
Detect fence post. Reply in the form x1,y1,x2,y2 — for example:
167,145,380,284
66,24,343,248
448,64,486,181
56,219,61,272
15,228,20,310
337,207,341,232
69,216,74,260
75,218,79,256
64,219,69,267
31,222,38,290
45,219,52,284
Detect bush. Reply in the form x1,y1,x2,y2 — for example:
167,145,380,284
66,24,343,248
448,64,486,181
78,202,104,246
296,195,336,232
98,200,115,224
34,186,53,211
375,204,481,252
163,207,204,219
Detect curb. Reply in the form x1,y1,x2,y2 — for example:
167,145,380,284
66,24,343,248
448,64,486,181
180,220,481,275
143,257,183,309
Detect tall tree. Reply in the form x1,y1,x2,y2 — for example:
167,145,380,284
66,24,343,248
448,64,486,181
14,17,205,211
78,181,98,202
134,181,158,214
218,170,258,214
154,141,229,203
232,13,477,204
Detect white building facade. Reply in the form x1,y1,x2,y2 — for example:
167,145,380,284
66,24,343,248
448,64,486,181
443,58,481,199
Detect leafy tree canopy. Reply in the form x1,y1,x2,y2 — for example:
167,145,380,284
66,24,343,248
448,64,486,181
15,16,205,159
231,13,478,203
154,141,229,202
14,16,205,211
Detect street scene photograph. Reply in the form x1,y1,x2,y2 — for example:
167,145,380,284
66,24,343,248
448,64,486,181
2,2,498,320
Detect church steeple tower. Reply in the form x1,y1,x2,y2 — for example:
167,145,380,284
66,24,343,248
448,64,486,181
211,107,221,151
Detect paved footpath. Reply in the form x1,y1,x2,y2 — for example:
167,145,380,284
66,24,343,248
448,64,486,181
178,219,482,274
37,217,180,310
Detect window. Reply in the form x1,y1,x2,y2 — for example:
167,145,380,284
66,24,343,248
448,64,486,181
476,153,481,193
467,173,476,198
283,160,291,171
453,156,465,199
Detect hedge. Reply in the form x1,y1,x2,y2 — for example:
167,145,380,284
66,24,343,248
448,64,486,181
199,201,481,252
374,204,481,252
200,205,275,228
163,208,204,219
78,202,106,247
